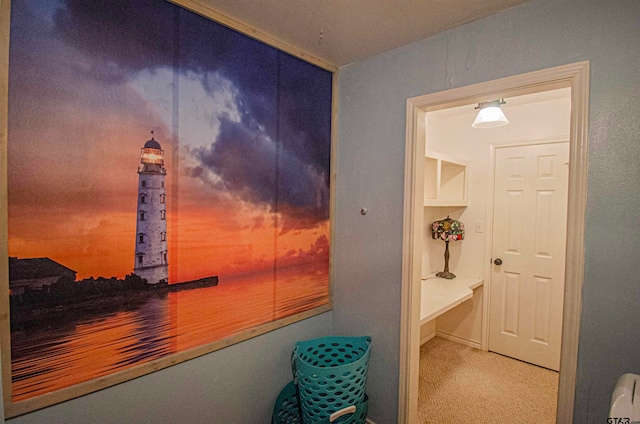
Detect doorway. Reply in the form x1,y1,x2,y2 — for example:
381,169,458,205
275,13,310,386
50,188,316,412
399,62,589,424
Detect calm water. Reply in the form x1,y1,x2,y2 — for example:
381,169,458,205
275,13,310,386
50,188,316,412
11,265,328,401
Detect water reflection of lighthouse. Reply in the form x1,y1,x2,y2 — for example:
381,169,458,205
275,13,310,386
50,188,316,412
134,133,169,284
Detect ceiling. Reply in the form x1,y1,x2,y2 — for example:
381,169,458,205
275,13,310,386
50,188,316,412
196,0,534,67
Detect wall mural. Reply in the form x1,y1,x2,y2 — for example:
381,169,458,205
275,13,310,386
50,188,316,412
4,0,332,414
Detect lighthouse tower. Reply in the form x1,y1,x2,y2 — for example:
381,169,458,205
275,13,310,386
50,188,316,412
134,133,168,285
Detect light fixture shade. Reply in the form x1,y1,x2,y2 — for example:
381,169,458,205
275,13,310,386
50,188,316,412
432,216,465,242
472,100,509,128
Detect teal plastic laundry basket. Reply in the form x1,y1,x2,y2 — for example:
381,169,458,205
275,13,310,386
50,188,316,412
272,381,369,424
272,381,303,424
292,336,371,424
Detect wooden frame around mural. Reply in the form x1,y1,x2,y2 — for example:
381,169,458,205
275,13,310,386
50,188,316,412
0,0,337,417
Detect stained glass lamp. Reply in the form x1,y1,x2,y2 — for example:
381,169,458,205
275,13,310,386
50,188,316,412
432,216,465,279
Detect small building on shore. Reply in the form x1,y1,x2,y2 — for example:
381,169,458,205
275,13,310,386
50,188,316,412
9,257,77,295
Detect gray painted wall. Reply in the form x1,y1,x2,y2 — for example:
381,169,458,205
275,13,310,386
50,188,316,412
333,0,640,422
6,313,331,423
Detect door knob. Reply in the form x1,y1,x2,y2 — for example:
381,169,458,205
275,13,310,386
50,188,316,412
494,258,503,265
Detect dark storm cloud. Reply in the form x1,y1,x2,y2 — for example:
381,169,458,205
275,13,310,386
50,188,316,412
196,117,277,206
195,117,329,227
278,54,332,186
54,0,176,80
52,0,332,228
53,0,276,118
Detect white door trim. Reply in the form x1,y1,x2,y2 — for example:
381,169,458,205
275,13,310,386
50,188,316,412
399,61,589,424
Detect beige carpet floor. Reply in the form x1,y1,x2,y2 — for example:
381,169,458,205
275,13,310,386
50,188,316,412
418,337,559,424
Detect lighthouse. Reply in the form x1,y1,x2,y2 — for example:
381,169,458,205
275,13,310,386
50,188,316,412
134,133,168,285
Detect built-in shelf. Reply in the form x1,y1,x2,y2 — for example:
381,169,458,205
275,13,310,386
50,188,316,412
424,151,468,207
420,273,483,324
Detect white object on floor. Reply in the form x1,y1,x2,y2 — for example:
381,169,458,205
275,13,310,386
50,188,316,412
610,373,640,419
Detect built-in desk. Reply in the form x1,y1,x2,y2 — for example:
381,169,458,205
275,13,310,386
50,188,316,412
420,273,483,324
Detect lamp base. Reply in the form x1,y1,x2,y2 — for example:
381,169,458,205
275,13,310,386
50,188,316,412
436,271,456,279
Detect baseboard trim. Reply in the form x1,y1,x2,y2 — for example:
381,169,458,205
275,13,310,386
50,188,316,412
366,419,376,424
435,331,481,349
420,330,436,346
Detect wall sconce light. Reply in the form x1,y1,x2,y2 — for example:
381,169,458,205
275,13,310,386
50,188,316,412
472,99,509,128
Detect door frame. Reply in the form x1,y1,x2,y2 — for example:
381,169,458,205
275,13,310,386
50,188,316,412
484,138,570,368
399,61,589,423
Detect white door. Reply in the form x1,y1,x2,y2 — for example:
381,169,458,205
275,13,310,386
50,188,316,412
489,142,569,371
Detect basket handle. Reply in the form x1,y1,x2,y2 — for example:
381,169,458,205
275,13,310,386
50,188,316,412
329,405,357,422
291,351,298,385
